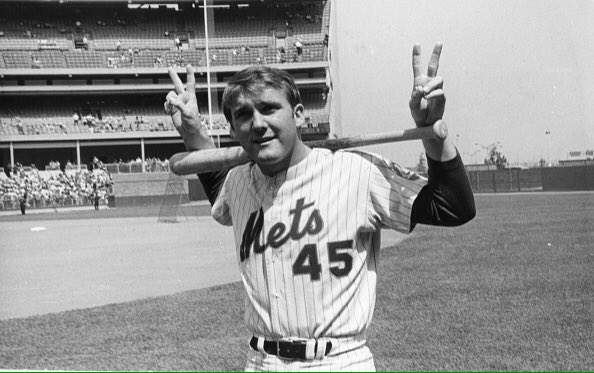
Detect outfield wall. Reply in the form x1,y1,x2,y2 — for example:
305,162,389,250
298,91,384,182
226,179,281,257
467,165,594,193
111,172,207,207
108,165,594,207
542,165,594,191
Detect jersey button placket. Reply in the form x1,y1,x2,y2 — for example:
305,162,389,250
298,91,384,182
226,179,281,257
264,178,276,199
268,176,286,269
270,202,279,264
269,177,282,262
269,177,283,306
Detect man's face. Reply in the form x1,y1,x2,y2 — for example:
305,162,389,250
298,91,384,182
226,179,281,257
229,87,306,175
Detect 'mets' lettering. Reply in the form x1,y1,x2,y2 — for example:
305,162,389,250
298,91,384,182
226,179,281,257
239,206,265,261
240,198,324,262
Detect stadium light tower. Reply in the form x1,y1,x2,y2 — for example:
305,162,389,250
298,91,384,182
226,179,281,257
545,130,551,166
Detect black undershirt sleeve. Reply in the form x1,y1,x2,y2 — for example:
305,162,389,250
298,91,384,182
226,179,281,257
410,151,476,231
197,169,229,206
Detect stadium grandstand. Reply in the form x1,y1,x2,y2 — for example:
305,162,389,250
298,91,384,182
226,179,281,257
0,0,332,210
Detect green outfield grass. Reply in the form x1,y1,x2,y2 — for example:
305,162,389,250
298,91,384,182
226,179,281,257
1,193,593,371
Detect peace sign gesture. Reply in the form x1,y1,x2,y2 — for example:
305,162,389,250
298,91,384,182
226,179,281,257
165,64,214,151
409,43,445,127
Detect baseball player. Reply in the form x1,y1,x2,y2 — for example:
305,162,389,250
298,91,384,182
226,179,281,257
165,43,475,371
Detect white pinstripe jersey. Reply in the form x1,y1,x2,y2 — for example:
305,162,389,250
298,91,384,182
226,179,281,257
212,148,427,339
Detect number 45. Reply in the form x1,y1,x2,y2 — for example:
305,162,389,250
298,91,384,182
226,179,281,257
292,240,354,281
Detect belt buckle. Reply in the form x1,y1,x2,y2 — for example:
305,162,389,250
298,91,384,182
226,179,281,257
277,340,295,360
280,339,307,360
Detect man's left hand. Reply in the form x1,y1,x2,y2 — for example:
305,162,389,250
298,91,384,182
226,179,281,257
409,43,446,127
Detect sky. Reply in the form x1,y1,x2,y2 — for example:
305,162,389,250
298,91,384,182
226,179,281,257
330,0,594,167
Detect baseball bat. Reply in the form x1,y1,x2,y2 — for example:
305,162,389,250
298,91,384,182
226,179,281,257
170,121,447,175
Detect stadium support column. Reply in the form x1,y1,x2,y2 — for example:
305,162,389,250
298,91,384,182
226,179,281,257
328,0,342,138
76,140,81,170
141,137,146,173
204,0,220,146
9,142,14,168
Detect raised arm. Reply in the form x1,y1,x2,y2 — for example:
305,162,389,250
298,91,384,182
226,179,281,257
409,43,457,162
408,43,475,228
164,64,216,152
165,65,226,204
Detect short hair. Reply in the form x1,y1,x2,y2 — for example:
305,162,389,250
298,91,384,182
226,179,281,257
222,66,301,126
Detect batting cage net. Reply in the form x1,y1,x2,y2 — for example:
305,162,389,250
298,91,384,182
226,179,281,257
157,171,192,223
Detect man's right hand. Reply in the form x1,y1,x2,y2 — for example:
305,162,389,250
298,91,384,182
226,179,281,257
165,64,215,151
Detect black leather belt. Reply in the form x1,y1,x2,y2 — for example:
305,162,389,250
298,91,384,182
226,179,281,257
249,336,332,360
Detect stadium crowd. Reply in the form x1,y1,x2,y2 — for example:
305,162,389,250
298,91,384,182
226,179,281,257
103,156,171,174
0,162,112,210
73,113,174,134
1,111,230,136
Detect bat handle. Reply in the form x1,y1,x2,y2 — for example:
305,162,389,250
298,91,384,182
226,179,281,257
170,147,250,176
169,121,448,175
432,120,448,141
